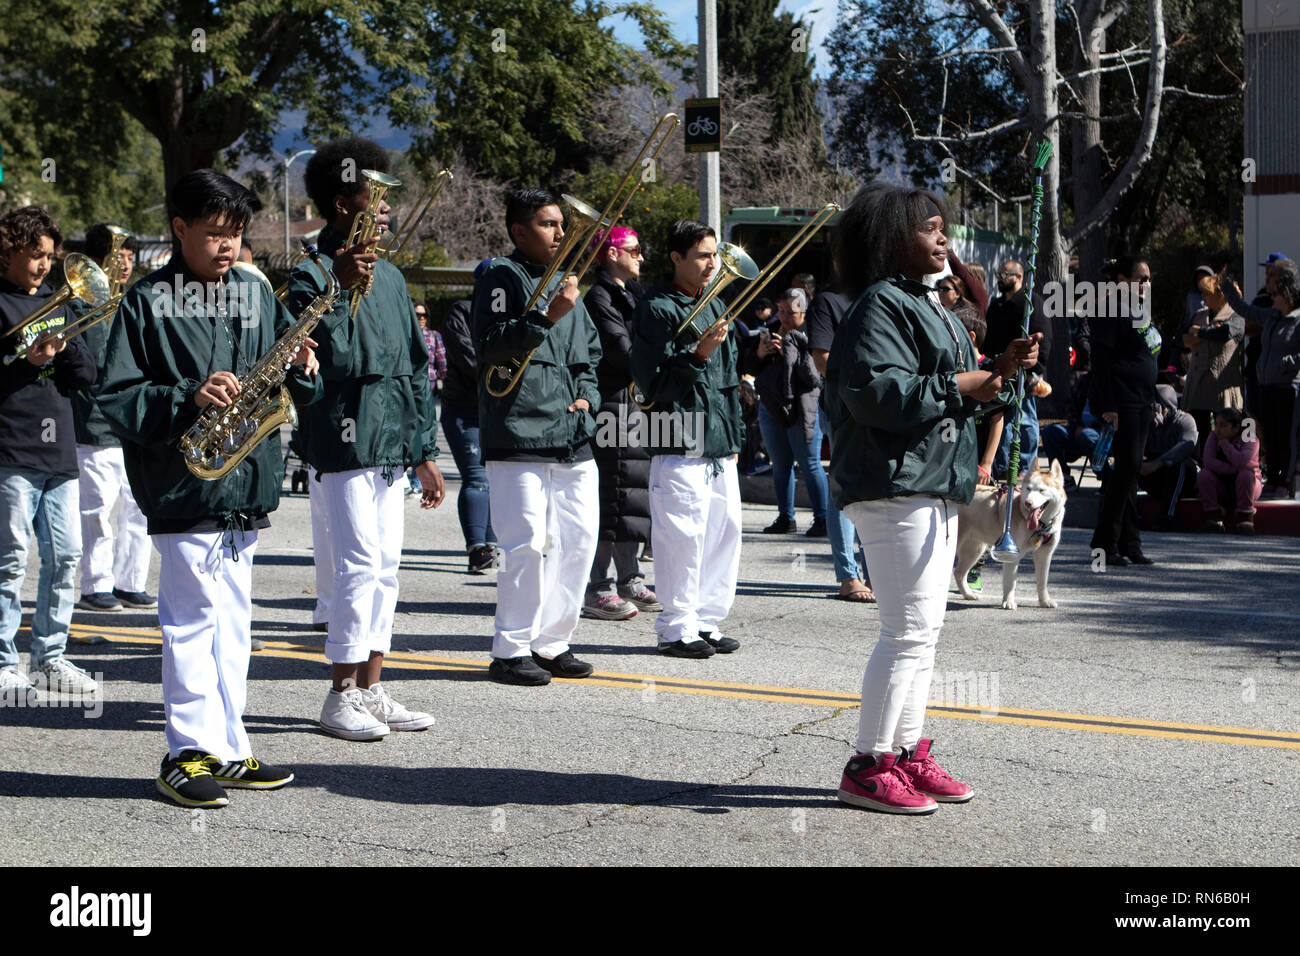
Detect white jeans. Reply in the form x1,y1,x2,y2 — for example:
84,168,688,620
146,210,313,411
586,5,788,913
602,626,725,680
844,496,957,757
76,444,149,594
648,456,741,643
308,467,332,626
316,468,405,665
154,530,257,762
486,459,599,659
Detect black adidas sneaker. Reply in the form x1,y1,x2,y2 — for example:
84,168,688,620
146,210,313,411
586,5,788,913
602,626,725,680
156,750,229,808
204,756,295,790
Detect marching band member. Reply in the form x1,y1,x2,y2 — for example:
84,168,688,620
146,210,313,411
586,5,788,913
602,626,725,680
629,219,743,659
73,224,154,615
824,183,1038,814
99,169,317,807
289,138,445,739
0,205,99,700
474,189,602,686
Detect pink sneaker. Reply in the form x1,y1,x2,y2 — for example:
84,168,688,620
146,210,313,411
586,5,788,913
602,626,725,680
837,752,938,814
897,739,974,803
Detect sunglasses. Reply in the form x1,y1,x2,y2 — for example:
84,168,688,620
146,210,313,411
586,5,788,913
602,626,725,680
997,272,1021,279
619,244,643,257
937,284,957,293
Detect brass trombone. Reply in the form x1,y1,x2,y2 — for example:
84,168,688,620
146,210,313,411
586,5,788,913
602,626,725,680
628,241,759,409
2,254,111,365
483,112,680,398
381,168,453,263
720,202,840,329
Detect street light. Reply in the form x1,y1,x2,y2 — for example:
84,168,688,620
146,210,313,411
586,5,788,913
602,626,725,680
283,148,316,256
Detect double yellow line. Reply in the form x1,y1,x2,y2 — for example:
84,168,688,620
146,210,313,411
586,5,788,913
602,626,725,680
69,624,1300,750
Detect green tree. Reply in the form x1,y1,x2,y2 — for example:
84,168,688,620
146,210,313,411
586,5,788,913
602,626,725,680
0,0,687,200
717,0,821,141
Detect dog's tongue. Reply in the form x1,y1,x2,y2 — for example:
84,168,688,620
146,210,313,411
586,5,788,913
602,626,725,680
1026,507,1042,532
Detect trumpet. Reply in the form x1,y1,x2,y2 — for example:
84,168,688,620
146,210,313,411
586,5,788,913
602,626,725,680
343,166,453,319
628,242,759,410
345,168,402,319
101,225,131,298
483,112,680,398
2,253,112,363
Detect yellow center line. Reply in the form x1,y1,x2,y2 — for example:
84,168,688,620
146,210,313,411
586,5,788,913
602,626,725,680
63,624,1300,750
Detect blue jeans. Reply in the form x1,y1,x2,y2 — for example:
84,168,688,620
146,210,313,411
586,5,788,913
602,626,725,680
757,403,830,522
820,405,862,582
1041,423,1100,471
441,405,495,550
994,392,1041,479
0,468,81,667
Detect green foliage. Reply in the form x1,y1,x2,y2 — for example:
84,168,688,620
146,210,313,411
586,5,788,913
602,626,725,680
413,1,689,186
569,164,698,282
717,0,820,140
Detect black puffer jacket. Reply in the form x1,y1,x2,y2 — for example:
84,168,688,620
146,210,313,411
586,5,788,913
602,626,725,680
585,270,650,542
439,298,477,411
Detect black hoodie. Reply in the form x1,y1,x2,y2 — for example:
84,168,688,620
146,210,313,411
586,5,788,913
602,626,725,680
0,278,97,475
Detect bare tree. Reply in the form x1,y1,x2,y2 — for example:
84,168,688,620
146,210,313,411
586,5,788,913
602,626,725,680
389,149,508,265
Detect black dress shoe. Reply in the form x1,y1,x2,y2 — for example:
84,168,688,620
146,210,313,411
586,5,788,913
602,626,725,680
1125,552,1155,565
657,639,715,659
762,515,797,534
1105,553,1132,567
488,656,552,686
531,650,593,679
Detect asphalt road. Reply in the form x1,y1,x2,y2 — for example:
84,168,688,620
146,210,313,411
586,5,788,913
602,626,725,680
2,455,1297,867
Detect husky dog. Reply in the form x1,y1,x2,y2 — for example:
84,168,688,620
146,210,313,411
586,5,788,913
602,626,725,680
954,460,1068,610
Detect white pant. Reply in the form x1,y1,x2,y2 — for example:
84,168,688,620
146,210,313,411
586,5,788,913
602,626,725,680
648,456,741,643
844,496,957,756
155,530,257,762
76,444,149,594
316,468,405,665
486,459,599,659
308,467,332,625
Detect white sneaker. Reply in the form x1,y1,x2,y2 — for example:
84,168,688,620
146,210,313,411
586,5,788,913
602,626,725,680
0,665,37,705
360,684,435,732
319,687,390,741
28,657,98,695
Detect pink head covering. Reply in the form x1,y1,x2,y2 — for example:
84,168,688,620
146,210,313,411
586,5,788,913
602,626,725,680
591,226,638,264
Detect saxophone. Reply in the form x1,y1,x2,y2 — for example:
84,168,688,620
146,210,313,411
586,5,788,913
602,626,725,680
180,243,340,480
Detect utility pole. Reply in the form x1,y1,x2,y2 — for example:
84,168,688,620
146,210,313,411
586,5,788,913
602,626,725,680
283,149,316,257
698,0,720,236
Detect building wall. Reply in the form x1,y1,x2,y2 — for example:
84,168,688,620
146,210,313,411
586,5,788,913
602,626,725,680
1243,0,1300,287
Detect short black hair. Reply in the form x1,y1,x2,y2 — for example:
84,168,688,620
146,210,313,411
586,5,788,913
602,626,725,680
84,223,127,261
0,205,62,272
792,272,816,296
305,137,392,220
167,169,256,236
832,183,950,296
752,296,773,314
1110,255,1148,281
1216,407,1244,428
504,188,561,235
667,219,715,260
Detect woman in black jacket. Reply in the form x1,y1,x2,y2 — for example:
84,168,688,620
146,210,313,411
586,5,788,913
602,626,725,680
1088,256,1159,566
581,227,660,619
